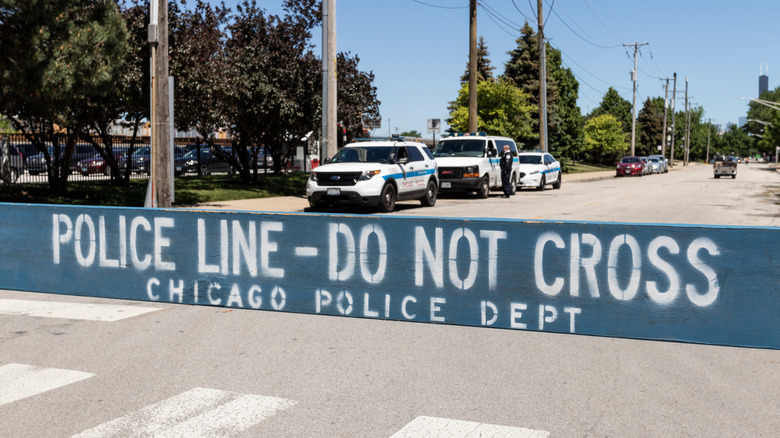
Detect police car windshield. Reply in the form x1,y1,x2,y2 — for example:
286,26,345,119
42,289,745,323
330,146,395,163
518,155,542,164
432,139,485,157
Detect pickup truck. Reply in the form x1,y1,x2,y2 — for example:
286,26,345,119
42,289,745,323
713,156,737,179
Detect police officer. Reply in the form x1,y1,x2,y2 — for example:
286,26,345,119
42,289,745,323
500,144,513,198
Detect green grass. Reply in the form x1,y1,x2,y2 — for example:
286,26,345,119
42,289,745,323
0,173,310,207
563,161,615,174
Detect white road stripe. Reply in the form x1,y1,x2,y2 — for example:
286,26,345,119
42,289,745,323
0,298,162,321
295,246,318,256
72,387,296,438
0,363,94,406
390,416,550,438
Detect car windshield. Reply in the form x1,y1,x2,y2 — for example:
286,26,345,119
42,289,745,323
621,157,640,163
432,140,485,157
184,148,210,159
132,146,150,156
518,155,542,164
650,158,659,162
330,146,395,163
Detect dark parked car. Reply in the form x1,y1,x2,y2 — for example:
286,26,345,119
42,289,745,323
616,156,645,177
1,143,24,183
175,147,235,175
25,144,95,175
77,147,130,175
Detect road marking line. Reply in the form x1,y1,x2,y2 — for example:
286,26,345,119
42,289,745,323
390,416,550,438
72,387,296,438
0,298,162,321
586,201,601,206
0,363,94,406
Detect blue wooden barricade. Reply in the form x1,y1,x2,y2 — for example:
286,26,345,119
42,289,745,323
0,203,777,349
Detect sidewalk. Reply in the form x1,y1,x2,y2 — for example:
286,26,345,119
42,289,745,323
187,164,702,212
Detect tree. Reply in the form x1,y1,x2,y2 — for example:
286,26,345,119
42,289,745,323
447,78,535,141
745,87,780,157
714,123,752,158
582,114,628,164
399,130,422,138
588,87,632,134
0,0,128,195
337,53,380,143
460,36,495,84
636,97,665,156
502,22,581,157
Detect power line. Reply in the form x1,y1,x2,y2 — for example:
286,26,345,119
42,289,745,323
543,0,621,49
510,0,536,23
411,0,468,9
480,1,523,32
581,0,622,42
479,3,521,37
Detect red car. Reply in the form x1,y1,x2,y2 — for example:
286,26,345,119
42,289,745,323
616,156,645,177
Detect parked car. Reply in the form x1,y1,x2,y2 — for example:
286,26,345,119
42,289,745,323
306,140,438,212
639,157,652,175
648,154,668,173
25,143,95,175
647,157,662,174
117,146,151,175
76,148,129,176
432,134,519,197
0,143,24,183
616,156,645,177
516,151,562,190
175,147,235,176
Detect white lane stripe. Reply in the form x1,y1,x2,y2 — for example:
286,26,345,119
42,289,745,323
390,416,550,438
0,299,162,321
72,387,296,438
295,246,318,256
0,363,94,406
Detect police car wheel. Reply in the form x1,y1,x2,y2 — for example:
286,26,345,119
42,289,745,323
552,173,561,189
510,173,517,195
477,176,489,198
537,175,546,191
421,180,437,207
377,183,396,212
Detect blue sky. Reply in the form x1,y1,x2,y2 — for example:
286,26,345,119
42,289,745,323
207,1,780,139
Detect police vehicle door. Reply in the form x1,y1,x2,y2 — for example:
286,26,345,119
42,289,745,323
394,146,415,197
544,153,558,183
485,139,499,186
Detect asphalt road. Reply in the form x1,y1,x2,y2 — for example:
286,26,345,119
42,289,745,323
1,162,778,437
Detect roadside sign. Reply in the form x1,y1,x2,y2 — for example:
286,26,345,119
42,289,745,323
427,119,441,134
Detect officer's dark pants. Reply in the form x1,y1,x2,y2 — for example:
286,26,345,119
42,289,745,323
501,171,511,196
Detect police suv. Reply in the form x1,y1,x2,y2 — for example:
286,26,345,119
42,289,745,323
432,133,519,197
306,139,438,212
516,151,562,190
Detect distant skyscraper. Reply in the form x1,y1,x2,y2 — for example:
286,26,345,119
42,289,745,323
759,63,769,97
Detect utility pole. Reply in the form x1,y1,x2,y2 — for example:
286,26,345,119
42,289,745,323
660,78,670,157
706,118,711,163
670,72,677,167
321,0,337,162
538,0,548,152
468,0,477,133
623,42,648,156
684,77,689,166
148,0,171,208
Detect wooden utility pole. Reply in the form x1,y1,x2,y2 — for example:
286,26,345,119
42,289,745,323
623,42,648,157
670,72,677,167
537,0,548,152
660,78,670,158
684,77,689,166
322,0,337,161
706,119,712,163
468,0,477,133
149,0,171,208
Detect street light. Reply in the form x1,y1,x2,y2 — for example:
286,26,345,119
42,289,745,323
739,97,780,111
746,118,774,127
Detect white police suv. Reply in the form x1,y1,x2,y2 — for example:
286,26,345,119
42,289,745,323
516,151,562,190
432,133,520,197
306,140,438,212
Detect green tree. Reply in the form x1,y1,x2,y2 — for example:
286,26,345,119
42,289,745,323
588,87,632,134
337,53,381,143
636,97,665,156
0,0,128,195
582,114,628,164
447,79,535,141
502,22,581,157
460,36,495,83
399,130,422,137
745,87,780,157
713,123,752,158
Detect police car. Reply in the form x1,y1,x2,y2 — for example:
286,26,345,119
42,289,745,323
432,133,520,197
516,151,562,190
306,140,438,212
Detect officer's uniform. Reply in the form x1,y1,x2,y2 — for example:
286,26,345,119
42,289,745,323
500,149,513,197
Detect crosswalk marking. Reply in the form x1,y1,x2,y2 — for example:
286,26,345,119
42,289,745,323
0,363,94,406
390,416,550,438
72,387,296,438
0,298,162,321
